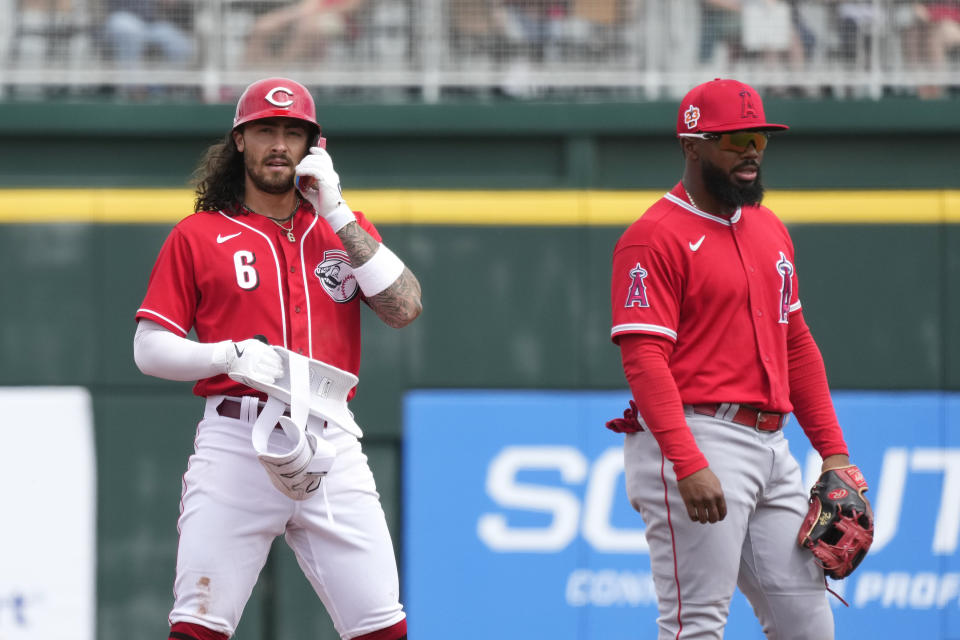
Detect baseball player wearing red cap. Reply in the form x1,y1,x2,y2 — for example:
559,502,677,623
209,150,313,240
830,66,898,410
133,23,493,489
133,77,420,640
606,78,869,638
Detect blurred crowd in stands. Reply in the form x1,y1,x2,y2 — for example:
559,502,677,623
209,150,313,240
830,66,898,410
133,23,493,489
2,0,958,100
696,0,960,98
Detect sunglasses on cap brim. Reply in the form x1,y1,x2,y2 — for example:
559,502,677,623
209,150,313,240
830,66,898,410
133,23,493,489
678,131,770,152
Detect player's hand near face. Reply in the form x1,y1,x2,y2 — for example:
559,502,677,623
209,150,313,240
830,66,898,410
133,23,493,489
296,145,422,329
677,467,727,524
295,146,356,233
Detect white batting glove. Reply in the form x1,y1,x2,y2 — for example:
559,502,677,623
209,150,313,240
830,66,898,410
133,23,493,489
294,146,356,233
214,338,285,387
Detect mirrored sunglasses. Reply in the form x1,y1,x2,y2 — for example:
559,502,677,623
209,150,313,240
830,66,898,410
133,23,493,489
678,131,770,152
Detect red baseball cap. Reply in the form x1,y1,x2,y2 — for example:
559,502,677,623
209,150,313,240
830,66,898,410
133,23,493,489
676,78,788,134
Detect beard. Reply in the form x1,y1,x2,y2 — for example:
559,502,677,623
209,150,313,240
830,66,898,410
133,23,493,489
701,157,765,209
245,154,295,195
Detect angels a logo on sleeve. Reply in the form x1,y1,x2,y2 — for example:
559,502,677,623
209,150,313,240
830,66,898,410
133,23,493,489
775,251,794,324
625,263,651,308
315,250,359,302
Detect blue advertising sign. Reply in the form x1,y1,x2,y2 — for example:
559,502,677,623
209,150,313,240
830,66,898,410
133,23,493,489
403,390,960,639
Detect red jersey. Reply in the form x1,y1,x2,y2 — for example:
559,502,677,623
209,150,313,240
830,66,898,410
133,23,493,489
136,203,381,398
610,183,801,413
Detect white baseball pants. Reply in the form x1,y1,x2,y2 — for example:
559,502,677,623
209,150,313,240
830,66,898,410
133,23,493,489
169,396,406,639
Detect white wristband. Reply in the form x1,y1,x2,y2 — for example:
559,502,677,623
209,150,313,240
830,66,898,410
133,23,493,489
325,202,356,233
352,244,405,297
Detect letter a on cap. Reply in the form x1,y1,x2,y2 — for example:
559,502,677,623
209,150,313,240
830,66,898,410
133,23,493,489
740,89,759,120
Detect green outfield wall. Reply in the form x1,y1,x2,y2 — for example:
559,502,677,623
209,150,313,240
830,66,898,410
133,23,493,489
1,99,958,640
2,98,960,190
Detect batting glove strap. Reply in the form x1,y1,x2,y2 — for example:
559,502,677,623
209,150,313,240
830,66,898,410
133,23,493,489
251,397,337,501
248,351,344,502
241,347,363,438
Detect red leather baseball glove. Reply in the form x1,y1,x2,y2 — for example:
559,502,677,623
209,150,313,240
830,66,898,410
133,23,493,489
797,465,874,579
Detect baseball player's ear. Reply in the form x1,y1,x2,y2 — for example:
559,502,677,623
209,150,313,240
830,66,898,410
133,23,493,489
232,130,245,152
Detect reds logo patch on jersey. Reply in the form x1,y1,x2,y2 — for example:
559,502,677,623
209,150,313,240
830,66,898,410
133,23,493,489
315,250,359,303
625,263,650,308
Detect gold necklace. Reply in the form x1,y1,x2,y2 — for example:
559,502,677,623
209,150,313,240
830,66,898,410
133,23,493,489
242,198,300,243
271,215,296,243
683,184,698,210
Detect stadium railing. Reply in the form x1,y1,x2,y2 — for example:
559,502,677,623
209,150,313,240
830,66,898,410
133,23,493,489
0,0,957,102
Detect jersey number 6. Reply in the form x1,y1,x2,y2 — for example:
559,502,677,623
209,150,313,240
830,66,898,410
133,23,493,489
234,250,260,290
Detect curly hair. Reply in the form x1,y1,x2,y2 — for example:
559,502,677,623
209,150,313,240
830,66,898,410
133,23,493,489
192,132,245,214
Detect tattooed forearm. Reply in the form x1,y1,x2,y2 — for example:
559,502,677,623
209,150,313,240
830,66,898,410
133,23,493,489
337,221,423,328
368,267,423,328
337,221,380,266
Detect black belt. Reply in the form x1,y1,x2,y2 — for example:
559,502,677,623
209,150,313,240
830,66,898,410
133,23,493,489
216,397,327,430
692,403,786,432
216,397,289,420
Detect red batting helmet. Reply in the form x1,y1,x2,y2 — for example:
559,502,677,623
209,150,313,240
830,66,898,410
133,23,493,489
233,77,319,131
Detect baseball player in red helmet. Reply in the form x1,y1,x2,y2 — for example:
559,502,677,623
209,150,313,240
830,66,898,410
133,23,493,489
606,78,871,638
133,77,420,640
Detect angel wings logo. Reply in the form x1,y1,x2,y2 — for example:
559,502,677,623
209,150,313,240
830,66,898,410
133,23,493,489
315,250,359,303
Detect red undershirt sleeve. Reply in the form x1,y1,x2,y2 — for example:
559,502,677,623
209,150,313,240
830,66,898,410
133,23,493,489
787,311,849,459
617,333,709,480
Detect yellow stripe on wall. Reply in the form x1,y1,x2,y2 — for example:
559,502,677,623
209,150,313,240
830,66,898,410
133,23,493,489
2,188,959,225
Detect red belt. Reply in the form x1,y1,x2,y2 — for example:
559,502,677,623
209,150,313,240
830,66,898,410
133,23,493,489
692,403,785,432
216,398,289,420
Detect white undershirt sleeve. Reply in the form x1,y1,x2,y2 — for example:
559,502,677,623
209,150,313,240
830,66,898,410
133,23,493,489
134,319,228,381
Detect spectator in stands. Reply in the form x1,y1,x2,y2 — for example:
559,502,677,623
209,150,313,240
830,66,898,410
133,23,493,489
492,0,567,96
449,0,498,54
902,1,960,97
698,0,812,91
104,0,194,70
827,1,882,65
699,0,745,64
495,0,565,53
449,0,565,59
244,0,366,67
